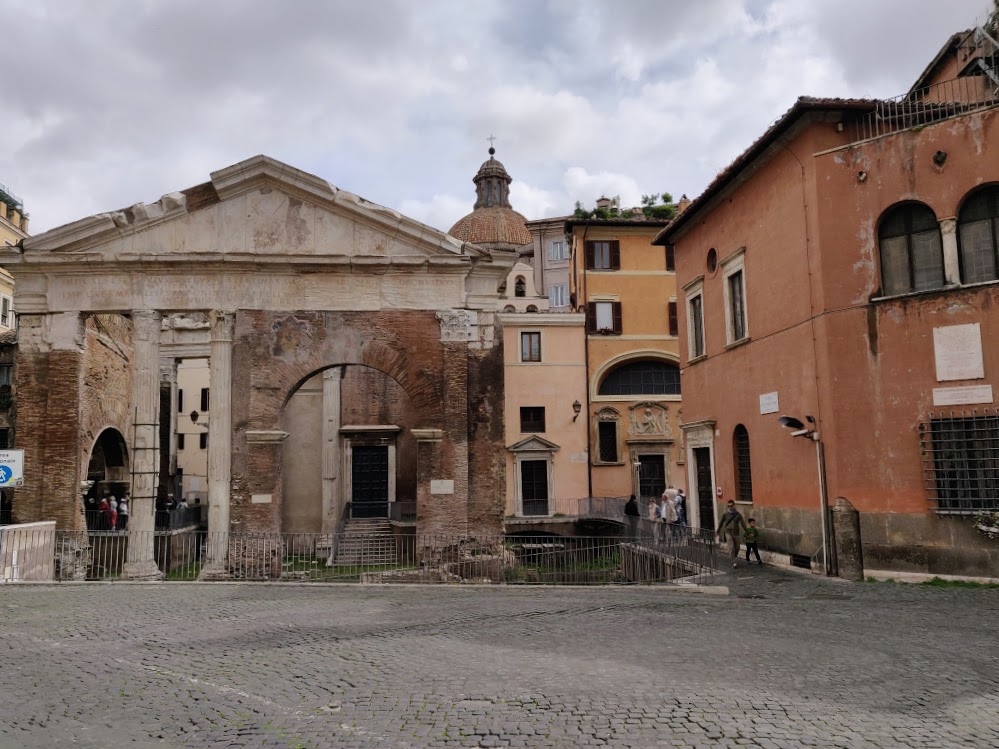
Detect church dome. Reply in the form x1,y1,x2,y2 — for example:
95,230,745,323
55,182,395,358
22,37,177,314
448,148,532,249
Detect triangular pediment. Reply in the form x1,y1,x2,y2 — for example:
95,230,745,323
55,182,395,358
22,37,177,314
18,155,492,262
508,436,561,452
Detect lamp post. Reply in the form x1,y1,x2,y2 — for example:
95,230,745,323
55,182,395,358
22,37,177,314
778,415,832,576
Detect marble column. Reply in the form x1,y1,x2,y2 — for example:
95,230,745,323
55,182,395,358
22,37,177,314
321,367,343,535
123,310,164,579
203,311,235,575
939,218,961,286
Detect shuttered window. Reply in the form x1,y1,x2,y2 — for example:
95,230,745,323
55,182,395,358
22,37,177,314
585,240,620,270
587,302,622,334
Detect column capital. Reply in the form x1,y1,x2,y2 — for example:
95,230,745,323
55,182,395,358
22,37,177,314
131,310,162,341
210,310,236,343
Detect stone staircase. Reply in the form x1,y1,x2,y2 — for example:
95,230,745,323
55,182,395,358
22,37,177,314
333,518,398,567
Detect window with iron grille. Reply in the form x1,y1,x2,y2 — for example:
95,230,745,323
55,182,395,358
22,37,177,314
919,411,999,513
520,332,541,362
598,360,680,396
733,424,753,502
520,406,545,433
958,185,999,284
598,420,618,462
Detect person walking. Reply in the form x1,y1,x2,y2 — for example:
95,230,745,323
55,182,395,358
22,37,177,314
744,518,763,565
674,489,688,537
98,496,111,531
624,494,640,541
716,499,748,568
118,496,129,531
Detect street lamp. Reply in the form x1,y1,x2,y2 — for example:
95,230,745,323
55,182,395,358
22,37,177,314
778,414,832,576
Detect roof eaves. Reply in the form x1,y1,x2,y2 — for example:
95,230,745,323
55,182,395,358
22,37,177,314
655,97,877,245
563,218,672,233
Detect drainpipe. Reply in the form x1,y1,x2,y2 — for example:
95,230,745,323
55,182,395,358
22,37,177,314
579,222,593,499
813,433,831,576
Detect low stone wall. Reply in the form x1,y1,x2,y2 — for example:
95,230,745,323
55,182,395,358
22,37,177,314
0,521,56,582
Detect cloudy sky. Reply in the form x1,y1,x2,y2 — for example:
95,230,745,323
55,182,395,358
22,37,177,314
3,0,989,234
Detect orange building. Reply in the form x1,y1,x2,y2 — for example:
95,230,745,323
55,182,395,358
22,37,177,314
566,216,682,505
655,29,999,577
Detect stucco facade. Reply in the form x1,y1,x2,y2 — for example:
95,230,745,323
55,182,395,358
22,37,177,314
660,39,999,576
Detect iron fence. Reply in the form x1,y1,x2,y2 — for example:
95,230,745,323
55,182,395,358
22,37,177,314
0,526,721,585
853,69,999,143
388,501,416,523
919,409,999,514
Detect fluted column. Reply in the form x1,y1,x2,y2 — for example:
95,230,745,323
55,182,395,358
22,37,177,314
123,310,163,579
203,311,235,575
321,367,343,535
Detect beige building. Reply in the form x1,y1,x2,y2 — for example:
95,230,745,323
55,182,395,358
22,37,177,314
176,358,209,503
0,183,28,333
524,216,572,312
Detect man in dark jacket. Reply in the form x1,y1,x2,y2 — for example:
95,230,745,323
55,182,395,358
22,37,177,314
716,499,748,568
624,495,640,541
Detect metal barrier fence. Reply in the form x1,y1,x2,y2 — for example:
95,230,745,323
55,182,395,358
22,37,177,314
0,525,721,585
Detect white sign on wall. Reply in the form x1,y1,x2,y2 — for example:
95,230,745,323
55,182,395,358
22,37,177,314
759,392,779,415
430,480,454,495
0,450,24,487
934,323,985,382
932,384,994,407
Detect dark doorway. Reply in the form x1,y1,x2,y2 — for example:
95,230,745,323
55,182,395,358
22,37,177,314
693,447,714,531
638,454,665,500
351,446,389,518
520,459,549,516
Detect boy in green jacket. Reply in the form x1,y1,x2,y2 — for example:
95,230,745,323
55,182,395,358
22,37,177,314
744,518,763,565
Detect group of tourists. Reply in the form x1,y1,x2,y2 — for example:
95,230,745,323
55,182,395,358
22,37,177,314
155,494,189,528
85,491,129,531
716,498,762,568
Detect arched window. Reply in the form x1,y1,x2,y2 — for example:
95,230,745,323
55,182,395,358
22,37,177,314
958,186,999,284
598,359,680,396
878,203,944,296
514,276,526,297
733,424,753,502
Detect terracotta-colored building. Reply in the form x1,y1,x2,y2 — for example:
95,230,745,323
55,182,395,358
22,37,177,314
656,29,999,577
567,216,682,504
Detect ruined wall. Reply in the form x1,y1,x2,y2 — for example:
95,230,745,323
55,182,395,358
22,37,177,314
466,318,505,535
231,308,504,537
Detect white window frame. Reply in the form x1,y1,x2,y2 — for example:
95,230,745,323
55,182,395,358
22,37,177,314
721,248,748,345
684,276,705,361
548,240,567,262
549,283,569,308
0,295,11,328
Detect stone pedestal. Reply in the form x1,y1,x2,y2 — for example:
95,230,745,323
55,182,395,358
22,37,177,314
123,310,164,579
832,497,864,581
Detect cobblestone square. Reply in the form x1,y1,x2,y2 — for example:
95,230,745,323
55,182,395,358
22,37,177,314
1,570,998,748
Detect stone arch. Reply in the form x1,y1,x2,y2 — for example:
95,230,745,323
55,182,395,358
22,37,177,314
589,349,680,401
84,427,130,529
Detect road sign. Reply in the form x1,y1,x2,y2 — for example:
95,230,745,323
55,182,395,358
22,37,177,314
0,450,24,487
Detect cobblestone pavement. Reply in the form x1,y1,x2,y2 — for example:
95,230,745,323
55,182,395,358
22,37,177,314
2,568,998,749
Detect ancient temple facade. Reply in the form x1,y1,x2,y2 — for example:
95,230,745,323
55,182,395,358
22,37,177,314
1,156,514,575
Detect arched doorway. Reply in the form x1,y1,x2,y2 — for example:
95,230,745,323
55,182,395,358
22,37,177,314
281,364,420,534
85,428,130,529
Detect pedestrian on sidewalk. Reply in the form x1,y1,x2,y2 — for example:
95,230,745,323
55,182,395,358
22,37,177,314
118,495,129,531
744,518,763,565
716,499,748,568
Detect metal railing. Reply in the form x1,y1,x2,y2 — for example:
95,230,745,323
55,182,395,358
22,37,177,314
853,69,999,143
508,496,631,521
388,500,416,523
919,409,999,514
0,526,720,585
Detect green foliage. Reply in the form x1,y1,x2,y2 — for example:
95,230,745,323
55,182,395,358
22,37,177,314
920,576,999,589
575,191,677,221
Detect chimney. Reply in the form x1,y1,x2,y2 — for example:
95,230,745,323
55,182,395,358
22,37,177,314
20,214,29,234
595,196,612,209
631,206,644,218
8,209,19,227
676,194,692,214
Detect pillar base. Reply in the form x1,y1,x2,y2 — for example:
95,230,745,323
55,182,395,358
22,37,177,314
198,560,230,580
121,559,164,580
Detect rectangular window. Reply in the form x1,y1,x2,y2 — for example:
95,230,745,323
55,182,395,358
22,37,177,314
0,428,10,449
178,390,184,414
598,421,618,462
1,297,10,327
549,284,569,308
585,240,620,270
728,269,746,342
668,301,678,337
587,301,622,334
200,387,209,412
199,433,208,450
520,406,546,433
689,294,704,358
921,413,999,513
0,365,11,387
520,332,541,362
548,240,566,261
177,433,185,450
665,244,676,272
520,459,549,516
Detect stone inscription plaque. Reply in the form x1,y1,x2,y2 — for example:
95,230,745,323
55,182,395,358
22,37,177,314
759,392,779,415
932,384,994,407
430,480,454,495
934,323,985,382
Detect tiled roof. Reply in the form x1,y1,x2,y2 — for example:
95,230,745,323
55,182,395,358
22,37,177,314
654,96,877,245
449,206,532,247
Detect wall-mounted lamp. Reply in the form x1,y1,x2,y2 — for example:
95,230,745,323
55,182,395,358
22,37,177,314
778,414,831,576
933,150,947,167
189,410,199,423
572,400,582,422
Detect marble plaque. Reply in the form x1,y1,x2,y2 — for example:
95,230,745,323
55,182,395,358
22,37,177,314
250,494,273,504
934,324,985,382
430,480,454,495
759,392,779,415
932,384,994,406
